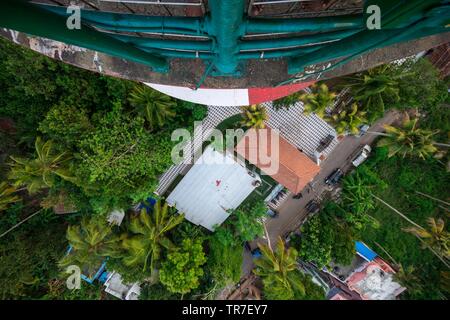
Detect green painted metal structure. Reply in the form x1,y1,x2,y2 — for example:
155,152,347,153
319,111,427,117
1,0,449,79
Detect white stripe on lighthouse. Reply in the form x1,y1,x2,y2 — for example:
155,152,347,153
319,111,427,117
146,83,250,106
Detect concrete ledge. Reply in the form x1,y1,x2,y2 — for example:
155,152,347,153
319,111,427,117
1,28,449,89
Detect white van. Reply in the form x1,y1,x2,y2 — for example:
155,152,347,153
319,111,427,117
352,145,372,167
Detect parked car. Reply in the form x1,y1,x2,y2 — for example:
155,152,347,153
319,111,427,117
266,208,279,218
293,192,303,199
351,144,372,167
325,168,344,186
356,124,370,137
305,200,320,214
316,134,335,152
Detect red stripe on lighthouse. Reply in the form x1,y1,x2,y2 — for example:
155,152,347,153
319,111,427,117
248,81,315,105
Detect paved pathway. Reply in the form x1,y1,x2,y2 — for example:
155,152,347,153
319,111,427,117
240,109,401,277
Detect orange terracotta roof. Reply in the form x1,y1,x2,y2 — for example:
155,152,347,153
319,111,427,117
235,127,320,194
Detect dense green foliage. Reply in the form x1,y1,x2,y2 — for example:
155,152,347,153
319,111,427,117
0,38,212,299
294,202,356,268
76,103,173,208
205,235,243,289
118,202,184,280
139,282,180,300
342,64,403,122
213,198,266,247
42,281,104,300
160,238,207,294
0,181,20,212
38,102,93,150
389,58,448,111
272,91,301,110
341,58,448,123
0,205,66,299
359,146,449,299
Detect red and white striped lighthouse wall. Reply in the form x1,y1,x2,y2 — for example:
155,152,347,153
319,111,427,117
146,81,315,106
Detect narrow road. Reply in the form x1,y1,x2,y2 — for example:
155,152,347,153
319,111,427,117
240,110,401,277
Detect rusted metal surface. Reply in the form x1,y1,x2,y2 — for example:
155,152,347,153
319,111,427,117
32,0,206,16
426,42,450,77
1,28,449,88
248,0,363,18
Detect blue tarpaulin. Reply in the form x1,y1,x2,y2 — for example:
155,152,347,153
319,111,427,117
355,241,377,262
137,197,157,213
65,245,108,284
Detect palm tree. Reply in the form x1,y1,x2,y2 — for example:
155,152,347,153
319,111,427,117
342,64,407,122
326,103,368,135
403,217,450,261
8,137,76,194
300,83,336,118
240,104,268,129
253,237,305,300
0,182,20,212
60,217,121,275
120,200,184,275
376,115,440,159
128,85,176,130
393,264,423,296
440,271,450,294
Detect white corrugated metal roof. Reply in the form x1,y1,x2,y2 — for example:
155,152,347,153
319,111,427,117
167,146,260,231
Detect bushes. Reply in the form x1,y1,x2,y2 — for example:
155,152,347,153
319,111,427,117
360,154,449,299
205,235,243,288
38,102,93,150
390,58,448,111
159,238,207,294
0,205,67,299
43,281,104,300
295,203,356,268
139,283,180,300
0,38,135,142
0,37,213,299
272,91,302,110
214,198,266,247
76,103,173,209
297,214,332,268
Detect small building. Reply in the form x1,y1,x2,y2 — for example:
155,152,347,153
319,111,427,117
235,127,320,195
103,271,141,300
325,241,406,300
166,145,261,231
107,209,125,226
